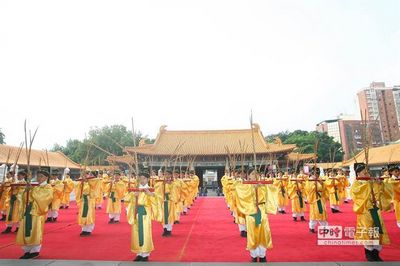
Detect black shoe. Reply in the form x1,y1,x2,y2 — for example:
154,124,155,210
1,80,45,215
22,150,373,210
134,256,143,261
1,227,12,234
108,218,115,224
251,257,258,262
141,256,149,261
183,211,187,215
166,230,172,237
301,216,306,222
372,249,383,261
80,231,91,237
344,200,349,204
365,248,375,261
293,217,297,222
0,215,6,221
240,231,247,238
113,220,120,224
66,206,69,209
309,229,315,233
60,206,64,209
19,252,30,259
52,217,57,222
46,217,52,223
27,252,39,259
14,227,19,233
259,257,267,262
281,210,286,214
162,228,168,237
174,221,180,224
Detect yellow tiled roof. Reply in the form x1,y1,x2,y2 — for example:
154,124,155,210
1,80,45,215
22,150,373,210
124,125,296,156
343,143,400,167
107,155,136,165
287,152,317,162
0,144,81,169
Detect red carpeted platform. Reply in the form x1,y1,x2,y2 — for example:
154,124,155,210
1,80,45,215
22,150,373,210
0,197,399,262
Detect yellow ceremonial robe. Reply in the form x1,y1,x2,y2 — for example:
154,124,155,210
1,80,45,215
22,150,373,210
61,176,75,206
287,179,306,213
174,179,184,216
305,179,328,221
337,175,349,200
224,177,235,208
273,178,289,208
390,178,400,223
105,180,126,214
127,187,157,254
235,183,278,251
75,178,102,226
50,179,64,211
154,180,178,225
0,179,12,213
16,184,53,246
6,181,26,224
232,179,246,225
350,180,392,245
325,178,343,206
180,179,191,208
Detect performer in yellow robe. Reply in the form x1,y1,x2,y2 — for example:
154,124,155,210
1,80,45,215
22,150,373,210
75,171,102,236
388,164,400,228
2,170,26,234
61,168,75,209
287,171,306,222
273,172,289,214
47,169,64,222
127,171,159,262
305,168,329,233
232,175,247,237
154,169,178,237
0,171,13,221
325,169,343,213
94,170,106,209
105,171,126,223
336,169,350,203
350,163,392,262
235,169,278,262
180,174,191,215
173,171,184,224
16,169,53,259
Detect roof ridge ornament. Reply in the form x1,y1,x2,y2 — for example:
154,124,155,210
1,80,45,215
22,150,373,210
251,123,260,130
159,125,167,133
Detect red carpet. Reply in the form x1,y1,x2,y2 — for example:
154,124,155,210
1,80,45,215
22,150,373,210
0,197,399,262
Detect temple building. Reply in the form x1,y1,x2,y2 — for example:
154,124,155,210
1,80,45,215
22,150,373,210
108,125,314,186
0,144,81,179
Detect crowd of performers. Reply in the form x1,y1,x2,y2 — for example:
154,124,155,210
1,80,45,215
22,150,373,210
221,163,400,262
0,162,399,262
0,167,199,261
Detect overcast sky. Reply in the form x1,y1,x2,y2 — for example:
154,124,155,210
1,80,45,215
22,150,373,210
1,0,399,149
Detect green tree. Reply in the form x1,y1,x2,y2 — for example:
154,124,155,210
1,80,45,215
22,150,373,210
266,130,343,162
0,128,4,144
51,125,154,165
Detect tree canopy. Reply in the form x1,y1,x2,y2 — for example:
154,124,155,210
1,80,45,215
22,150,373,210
0,129,5,144
266,130,343,162
51,125,154,165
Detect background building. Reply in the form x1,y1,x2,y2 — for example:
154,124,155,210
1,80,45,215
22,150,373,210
357,82,400,143
316,114,383,160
